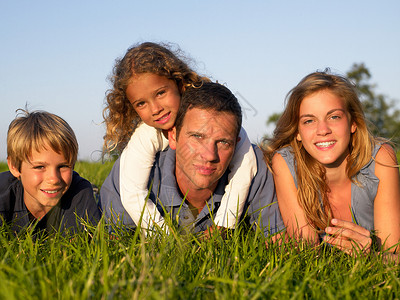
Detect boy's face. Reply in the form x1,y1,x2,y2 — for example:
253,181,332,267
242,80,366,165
8,145,73,216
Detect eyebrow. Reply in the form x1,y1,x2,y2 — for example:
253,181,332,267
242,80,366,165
186,131,235,143
299,108,345,119
186,131,205,137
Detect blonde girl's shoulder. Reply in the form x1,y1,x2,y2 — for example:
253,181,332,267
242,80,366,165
376,143,398,166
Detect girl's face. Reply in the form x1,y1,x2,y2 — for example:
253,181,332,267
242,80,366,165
296,90,357,168
126,73,181,130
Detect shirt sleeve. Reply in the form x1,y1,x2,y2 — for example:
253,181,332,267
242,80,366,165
119,123,168,228
214,127,257,228
245,147,285,237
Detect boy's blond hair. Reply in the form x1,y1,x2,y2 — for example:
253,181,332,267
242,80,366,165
7,110,78,171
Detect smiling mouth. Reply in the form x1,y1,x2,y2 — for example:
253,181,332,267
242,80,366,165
315,141,336,148
41,189,61,195
155,112,171,123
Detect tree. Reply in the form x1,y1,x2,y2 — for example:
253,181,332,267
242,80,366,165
347,63,400,141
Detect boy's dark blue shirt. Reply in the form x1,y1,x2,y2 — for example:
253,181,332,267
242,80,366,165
0,171,101,234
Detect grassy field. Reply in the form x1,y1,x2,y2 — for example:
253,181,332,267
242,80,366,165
0,161,399,299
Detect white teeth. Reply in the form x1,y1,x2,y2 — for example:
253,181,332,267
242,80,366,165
43,190,58,194
315,141,335,147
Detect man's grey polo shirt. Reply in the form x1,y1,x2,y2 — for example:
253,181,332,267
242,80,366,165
100,146,284,237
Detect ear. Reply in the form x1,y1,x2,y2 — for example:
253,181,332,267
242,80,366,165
296,133,302,141
7,158,21,179
168,127,177,150
351,122,357,134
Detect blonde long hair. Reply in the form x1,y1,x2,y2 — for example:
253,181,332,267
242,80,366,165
264,70,376,231
102,42,209,156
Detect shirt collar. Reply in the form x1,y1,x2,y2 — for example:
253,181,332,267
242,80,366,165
158,148,228,207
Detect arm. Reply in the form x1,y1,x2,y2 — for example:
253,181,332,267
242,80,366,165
373,144,400,252
323,145,400,258
272,152,319,243
120,123,169,229
214,128,257,228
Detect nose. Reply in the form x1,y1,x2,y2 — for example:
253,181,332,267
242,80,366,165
200,141,219,162
46,168,61,184
316,120,332,136
151,101,163,116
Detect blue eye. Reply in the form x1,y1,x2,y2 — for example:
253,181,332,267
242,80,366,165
303,119,313,125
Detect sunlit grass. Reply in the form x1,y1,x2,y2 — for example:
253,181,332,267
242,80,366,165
0,162,8,173
1,160,400,298
0,219,399,299
74,160,114,188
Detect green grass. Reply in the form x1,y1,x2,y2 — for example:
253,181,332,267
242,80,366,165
0,162,8,173
74,160,114,188
0,221,399,299
1,161,400,299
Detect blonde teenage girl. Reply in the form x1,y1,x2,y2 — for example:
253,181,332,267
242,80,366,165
103,42,257,232
264,70,400,259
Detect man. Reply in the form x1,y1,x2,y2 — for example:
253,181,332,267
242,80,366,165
100,82,283,237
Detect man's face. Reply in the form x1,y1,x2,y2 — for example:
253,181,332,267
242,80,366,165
169,108,238,194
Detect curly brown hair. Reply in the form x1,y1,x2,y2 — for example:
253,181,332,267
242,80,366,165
102,42,209,156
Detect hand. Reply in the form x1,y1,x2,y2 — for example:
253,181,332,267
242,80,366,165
323,218,372,256
201,225,228,240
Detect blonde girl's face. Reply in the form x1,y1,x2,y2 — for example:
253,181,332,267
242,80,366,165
126,73,181,130
296,90,357,168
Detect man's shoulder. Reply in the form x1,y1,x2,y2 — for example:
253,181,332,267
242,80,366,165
252,144,269,174
150,147,174,177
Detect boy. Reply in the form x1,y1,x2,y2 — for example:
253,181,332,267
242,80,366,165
0,110,101,234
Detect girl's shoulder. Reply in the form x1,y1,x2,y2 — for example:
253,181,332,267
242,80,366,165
273,146,298,187
275,145,294,158
375,143,398,166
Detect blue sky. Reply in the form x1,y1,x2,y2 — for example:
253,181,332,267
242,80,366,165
1,1,399,161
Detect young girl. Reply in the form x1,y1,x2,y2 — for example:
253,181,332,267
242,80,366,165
264,70,400,258
103,42,257,232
